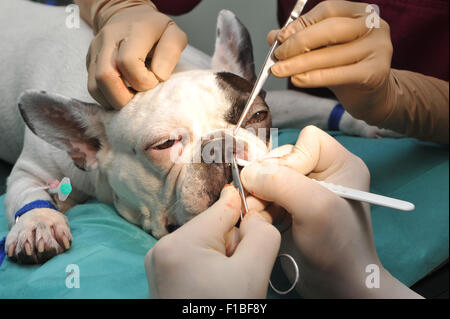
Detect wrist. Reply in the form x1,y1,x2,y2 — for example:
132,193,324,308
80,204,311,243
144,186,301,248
331,69,395,127
359,266,424,299
310,256,392,298
91,0,157,34
365,70,396,126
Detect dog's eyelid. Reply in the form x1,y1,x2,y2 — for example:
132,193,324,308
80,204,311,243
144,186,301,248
250,102,268,112
144,135,183,151
247,110,268,124
143,136,172,151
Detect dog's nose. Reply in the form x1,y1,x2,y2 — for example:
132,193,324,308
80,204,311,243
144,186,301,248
200,132,249,164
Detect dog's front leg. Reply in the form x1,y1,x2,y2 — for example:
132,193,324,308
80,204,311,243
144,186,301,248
4,158,73,264
267,90,401,138
267,90,338,130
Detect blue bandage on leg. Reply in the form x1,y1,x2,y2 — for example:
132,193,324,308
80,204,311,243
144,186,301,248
0,237,5,266
327,103,345,131
0,200,57,266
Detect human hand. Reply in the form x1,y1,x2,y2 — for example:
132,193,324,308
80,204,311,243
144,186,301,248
145,185,281,298
86,0,187,109
241,126,421,298
268,1,393,124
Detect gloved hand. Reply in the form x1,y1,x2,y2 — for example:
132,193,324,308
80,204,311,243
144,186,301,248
145,185,281,298
268,0,393,125
85,0,187,109
241,126,422,298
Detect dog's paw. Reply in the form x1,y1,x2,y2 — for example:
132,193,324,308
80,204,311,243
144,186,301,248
355,125,403,139
5,208,72,264
339,113,403,139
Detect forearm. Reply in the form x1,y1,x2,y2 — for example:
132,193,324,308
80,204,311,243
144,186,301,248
327,264,423,299
364,268,424,299
375,69,449,144
4,165,55,228
74,0,157,32
74,0,97,26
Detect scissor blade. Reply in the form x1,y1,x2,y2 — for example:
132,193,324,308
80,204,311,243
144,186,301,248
291,0,308,20
233,44,277,136
231,157,249,219
233,0,308,136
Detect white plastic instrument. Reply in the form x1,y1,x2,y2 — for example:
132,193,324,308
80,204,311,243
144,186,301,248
236,158,414,212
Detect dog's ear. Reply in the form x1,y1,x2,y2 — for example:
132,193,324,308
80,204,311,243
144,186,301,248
18,90,107,171
211,10,256,83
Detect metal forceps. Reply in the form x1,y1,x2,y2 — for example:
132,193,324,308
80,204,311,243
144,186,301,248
231,0,308,219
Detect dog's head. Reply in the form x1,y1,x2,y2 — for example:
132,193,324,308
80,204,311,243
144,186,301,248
18,10,272,238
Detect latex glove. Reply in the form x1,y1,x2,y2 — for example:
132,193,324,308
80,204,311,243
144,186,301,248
145,185,281,299
241,125,422,298
86,0,187,109
268,0,393,124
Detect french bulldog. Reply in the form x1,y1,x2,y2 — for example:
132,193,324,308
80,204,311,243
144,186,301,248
0,0,393,264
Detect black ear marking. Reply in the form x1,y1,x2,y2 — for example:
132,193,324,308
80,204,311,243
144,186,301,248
215,72,269,125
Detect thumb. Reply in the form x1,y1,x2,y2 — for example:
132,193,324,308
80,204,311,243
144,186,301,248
233,211,281,282
241,161,335,224
183,185,242,237
264,125,353,177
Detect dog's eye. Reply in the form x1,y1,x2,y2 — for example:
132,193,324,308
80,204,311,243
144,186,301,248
152,136,182,150
248,111,268,124
154,139,176,150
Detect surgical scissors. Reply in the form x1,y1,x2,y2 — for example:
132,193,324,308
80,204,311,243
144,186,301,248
231,0,309,217
233,0,308,136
